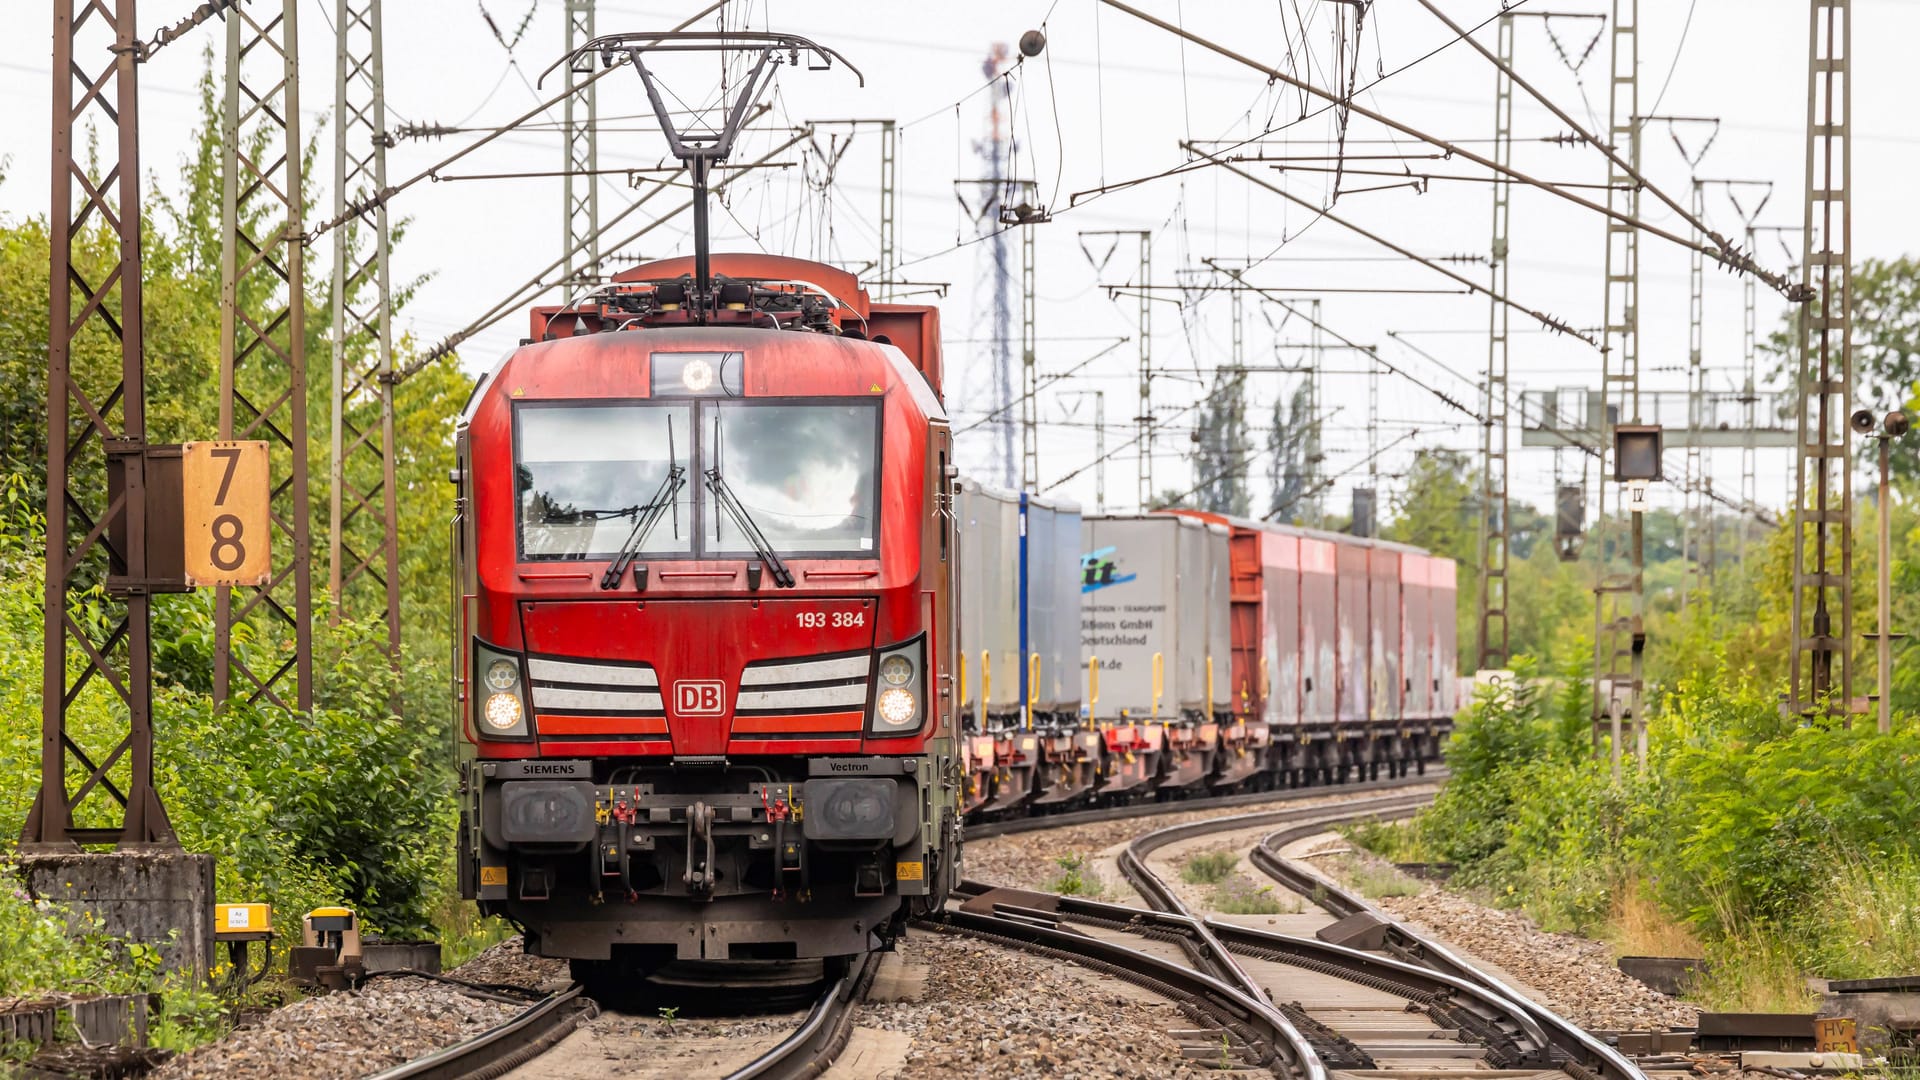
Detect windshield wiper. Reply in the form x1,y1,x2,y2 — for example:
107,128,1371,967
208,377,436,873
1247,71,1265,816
704,466,796,589
600,465,686,590
544,504,640,524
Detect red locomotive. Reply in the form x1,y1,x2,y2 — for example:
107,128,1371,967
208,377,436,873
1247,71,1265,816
452,252,961,979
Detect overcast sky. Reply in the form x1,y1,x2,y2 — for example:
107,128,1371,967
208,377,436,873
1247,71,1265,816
5,0,1918,523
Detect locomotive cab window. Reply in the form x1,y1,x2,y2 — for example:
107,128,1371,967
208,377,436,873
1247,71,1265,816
705,401,880,556
515,403,694,560
512,399,879,562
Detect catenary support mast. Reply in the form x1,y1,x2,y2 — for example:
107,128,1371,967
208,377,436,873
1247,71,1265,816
26,0,175,848
1592,0,1642,766
219,0,314,711
1477,11,1514,672
329,0,402,663
1789,0,1854,716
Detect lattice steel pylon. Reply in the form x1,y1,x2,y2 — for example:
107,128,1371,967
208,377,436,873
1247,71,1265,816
1019,223,1038,490
1789,0,1854,716
878,120,897,301
1476,11,1514,673
1682,179,1706,609
1132,235,1153,509
563,0,599,290
1741,222,1759,560
26,0,176,848
1591,0,1642,761
219,0,314,711
329,0,401,664
1306,300,1325,527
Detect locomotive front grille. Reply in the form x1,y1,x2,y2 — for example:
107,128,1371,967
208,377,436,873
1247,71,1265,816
527,655,668,742
732,653,871,738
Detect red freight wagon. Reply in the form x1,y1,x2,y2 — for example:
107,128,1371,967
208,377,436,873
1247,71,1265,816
1165,513,1454,784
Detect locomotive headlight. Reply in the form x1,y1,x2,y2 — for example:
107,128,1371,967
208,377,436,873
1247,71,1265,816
878,655,913,687
484,692,524,730
485,658,520,693
650,352,743,397
868,636,925,735
876,688,917,726
680,357,715,393
473,639,530,739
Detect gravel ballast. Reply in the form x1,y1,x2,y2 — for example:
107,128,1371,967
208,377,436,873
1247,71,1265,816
152,976,527,1080
1375,890,1699,1030
962,783,1440,893
864,929,1222,1079
1293,837,1699,1031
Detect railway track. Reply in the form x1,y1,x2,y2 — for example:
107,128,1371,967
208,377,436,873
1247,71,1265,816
365,954,876,1080
964,767,1446,841
944,786,1646,1080
374,777,1454,1079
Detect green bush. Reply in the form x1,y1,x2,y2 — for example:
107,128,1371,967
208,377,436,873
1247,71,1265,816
1181,850,1239,885
1371,653,1920,996
0,478,448,939
1046,853,1104,897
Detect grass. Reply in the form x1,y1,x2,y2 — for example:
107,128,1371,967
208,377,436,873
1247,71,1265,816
1801,853,1920,979
1350,863,1422,900
1341,818,1434,863
1181,850,1240,886
1046,853,1106,898
1691,927,1819,1012
1211,877,1290,915
1603,879,1705,960
428,884,514,969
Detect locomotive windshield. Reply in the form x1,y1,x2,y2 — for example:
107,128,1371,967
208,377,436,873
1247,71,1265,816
516,404,695,559
513,400,879,560
705,402,879,555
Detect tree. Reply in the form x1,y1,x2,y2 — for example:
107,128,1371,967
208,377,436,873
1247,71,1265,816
1383,449,1477,563
1266,380,1315,523
1189,369,1251,515
1767,257,1920,482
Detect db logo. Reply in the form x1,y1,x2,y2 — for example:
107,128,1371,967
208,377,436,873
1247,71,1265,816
674,680,726,715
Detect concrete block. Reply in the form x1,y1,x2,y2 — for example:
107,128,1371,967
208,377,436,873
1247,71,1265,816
1741,1051,1866,1072
18,851,215,979
1820,992,1920,1048
1618,955,1710,996
1315,911,1390,951
362,942,442,975
866,951,927,1003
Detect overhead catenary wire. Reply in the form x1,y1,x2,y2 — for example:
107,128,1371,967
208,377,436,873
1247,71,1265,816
1094,0,1802,299
403,118,800,379
953,338,1133,436
309,2,728,242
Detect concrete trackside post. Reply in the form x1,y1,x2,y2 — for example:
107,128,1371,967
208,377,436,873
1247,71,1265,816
18,851,216,980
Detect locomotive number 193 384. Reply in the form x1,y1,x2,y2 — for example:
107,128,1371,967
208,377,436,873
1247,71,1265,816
795,610,866,629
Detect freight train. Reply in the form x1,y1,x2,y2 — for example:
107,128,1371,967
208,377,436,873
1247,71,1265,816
450,250,1457,985
953,486,1459,817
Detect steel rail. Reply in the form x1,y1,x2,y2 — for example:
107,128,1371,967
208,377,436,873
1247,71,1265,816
964,766,1446,840
954,886,1556,1074
1114,792,1438,1005
1106,791,1647,1080
364,984,594,1080
724,951,880,1080
922,909,1324,1079
1246,813,1647,1080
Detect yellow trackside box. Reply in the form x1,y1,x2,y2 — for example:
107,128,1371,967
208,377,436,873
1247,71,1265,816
215,903,272,938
